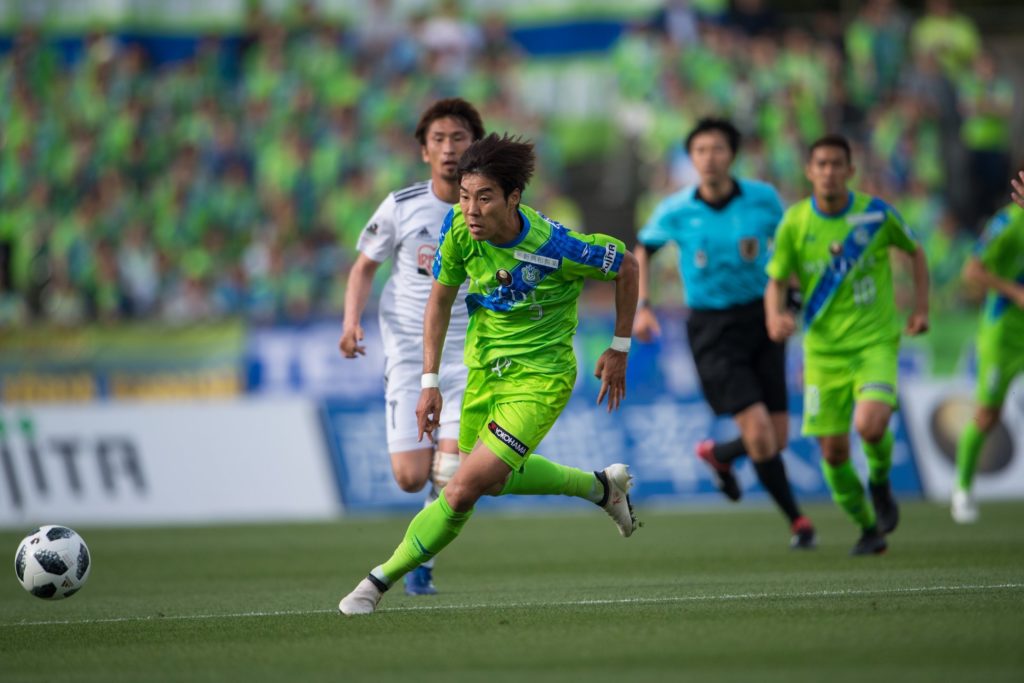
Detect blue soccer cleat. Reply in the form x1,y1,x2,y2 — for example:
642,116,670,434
404,565,437,596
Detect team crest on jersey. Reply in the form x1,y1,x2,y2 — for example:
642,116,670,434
694,250,708,268
364,222,379,236
417,244,436,276
853,226,870,246
495,269,513,287
522,264,541,284
829,241,843,257
739,238,759,261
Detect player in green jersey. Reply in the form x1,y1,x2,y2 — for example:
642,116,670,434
952,201,1024,523
765,135,930,556
339,133,641,615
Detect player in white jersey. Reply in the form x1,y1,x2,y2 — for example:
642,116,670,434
339,98,485,595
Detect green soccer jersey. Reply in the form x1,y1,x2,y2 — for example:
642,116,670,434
766,191,919,353
976,203,1024,350
433,203,625,372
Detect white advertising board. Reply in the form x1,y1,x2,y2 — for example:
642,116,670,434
0,398,340,527
901,378,1024,501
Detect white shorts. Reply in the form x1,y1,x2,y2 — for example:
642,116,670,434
384,359,466,453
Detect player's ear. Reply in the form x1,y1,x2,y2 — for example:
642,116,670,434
421,145,430,164
507,187,521,208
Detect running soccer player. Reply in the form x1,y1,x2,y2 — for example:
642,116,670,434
339,98,484,595
634,118,815,549
952,200,1024,523
339,133,641,615
765,134,930,556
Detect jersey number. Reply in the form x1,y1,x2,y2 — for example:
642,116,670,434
851,276,877,306
528,291,543,321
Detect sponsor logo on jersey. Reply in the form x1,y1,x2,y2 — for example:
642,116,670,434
600,243,618,274
739,237,760,261
513,250,559,269
495,269,513,287
847,211,884,226
417,244,436,276
488,420,528,456
522,264,540,283
416,227,431,239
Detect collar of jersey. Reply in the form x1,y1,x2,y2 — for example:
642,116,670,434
694,177,743,211
811,191,854,219
488,208,531,248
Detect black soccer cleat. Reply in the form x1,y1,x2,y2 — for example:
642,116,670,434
695,439,742,502
869,480,900,535
850,527,888,556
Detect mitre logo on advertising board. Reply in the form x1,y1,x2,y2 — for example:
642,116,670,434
0,415,147,510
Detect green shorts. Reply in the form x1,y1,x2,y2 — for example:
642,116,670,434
975,336,1024,408
458,359,575,471
802,343,899,437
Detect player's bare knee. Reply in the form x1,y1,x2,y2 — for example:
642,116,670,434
393,470,428,493
855,419,888,444
975,407,1000,433
443,479,480,513
738,408,775,460
819,438,849,466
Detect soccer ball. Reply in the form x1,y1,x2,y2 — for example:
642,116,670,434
14,525,91,600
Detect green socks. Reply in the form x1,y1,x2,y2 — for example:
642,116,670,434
370,454,601,588
373,492,472,586
956,422,985,491
498,453,602,501
821,459,876,530
863,429,894,486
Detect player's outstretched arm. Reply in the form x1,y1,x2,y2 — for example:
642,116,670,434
764,278,796,342
1012,170,1024,210
964,255,1024,310
596,250,639,413
416,280,460,441
339,254,382,358
905,246,930,335
632,243,661,342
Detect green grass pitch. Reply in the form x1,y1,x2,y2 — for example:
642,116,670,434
1,501,1022,682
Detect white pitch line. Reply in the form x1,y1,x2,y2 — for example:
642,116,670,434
4,582,1022,628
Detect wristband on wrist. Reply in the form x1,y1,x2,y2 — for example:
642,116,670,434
421,373,440,389
610,336,631,353
638,298,650,309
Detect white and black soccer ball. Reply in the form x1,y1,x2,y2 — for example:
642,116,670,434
14,525,91,600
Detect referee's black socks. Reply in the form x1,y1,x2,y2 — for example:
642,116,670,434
754,455,802,523
712,438,747,464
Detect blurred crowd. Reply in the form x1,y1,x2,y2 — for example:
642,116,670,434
623,0,1015,312
0,0,1016,326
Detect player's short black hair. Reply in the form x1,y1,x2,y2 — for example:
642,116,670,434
414,98,485,145
808,134,853,163
457,133,535,199
685,117,741,155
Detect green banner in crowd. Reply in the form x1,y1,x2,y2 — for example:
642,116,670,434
0,0,662,33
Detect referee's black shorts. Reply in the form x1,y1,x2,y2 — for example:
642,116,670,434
686,299,787,417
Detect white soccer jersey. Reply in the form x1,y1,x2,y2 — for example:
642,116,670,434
356,180,469,367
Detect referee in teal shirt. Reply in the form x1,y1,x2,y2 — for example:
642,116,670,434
635,118,815,550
